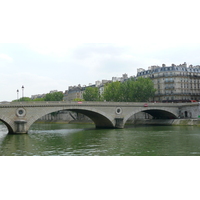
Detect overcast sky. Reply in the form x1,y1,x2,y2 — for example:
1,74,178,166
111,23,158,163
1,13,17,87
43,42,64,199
0,0,200,101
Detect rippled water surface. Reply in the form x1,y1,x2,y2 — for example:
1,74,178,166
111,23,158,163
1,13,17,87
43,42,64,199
0,123,200,156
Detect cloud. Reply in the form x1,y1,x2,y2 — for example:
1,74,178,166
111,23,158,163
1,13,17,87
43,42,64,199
64,44,144,83
1,42,200,102
1,0,199,46
0,0,200,103
26,43,79,58
0,54,13,62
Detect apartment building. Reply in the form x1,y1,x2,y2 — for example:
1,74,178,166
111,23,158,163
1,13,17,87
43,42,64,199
137,62,200,102
63,84,85,101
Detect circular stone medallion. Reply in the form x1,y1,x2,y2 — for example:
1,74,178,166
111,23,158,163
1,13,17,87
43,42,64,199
116,107,122,115
16,108,26,117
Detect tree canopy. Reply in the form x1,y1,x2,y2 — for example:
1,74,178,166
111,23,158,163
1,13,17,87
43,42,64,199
103,77,156,102
103,81,122,102
44,92,64,101
12,97,32,102
83,87,100,101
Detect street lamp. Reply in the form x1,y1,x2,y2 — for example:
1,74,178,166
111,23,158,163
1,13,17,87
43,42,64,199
17,89,19,100
22,85,24,98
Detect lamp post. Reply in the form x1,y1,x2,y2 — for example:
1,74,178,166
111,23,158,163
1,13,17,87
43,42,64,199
17,89,19,101
22,85,24,99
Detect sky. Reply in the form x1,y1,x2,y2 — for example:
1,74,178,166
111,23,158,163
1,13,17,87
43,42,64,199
0,0,200,101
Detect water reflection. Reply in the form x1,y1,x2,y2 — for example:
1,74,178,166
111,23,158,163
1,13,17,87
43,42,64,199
0,123,200,156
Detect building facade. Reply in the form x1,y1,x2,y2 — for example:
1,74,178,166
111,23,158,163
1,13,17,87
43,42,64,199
63,84,84,101
137,62,200,102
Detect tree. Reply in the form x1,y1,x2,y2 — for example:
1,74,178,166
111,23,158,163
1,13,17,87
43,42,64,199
132,77,156,102
83,87,100,101
103,77,156,102
120,78,136,102
103,81,122,101
44,92,64,101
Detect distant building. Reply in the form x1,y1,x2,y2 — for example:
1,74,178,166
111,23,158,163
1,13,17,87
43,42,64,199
31,90,63,100
49,90,58,93
31,93,46,100
63,84,84,101
63,74,129,101
137,62,200,102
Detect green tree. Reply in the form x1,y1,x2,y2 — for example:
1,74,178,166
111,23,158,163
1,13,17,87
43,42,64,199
44,92,64,101
120,78,136,102
132,77,156,102
103,78,156,102
83,87,100,101
103,81,122,101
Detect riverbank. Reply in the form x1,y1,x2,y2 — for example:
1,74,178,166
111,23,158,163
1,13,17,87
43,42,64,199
130,119,200,126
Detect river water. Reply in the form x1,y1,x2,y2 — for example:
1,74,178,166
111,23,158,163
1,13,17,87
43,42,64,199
0,122,200,156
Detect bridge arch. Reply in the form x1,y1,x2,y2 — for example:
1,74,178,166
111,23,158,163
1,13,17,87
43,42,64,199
0,118,15,134
67,109,114,128
124,108,178,124
27,106,116,132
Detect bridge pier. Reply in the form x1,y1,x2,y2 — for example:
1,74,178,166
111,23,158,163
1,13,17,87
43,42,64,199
115,118,124,129
13,120,28,134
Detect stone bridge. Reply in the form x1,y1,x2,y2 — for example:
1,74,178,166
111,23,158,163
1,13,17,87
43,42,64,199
0,101,199,134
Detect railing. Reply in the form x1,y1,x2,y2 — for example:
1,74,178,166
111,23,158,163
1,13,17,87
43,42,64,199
164,80,174,83
165,86,175,89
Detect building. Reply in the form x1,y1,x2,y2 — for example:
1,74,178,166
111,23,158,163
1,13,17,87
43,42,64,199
63,84,84,101
112,73,128,82
63,74,129,101
137,62,200,102
31,93,46,100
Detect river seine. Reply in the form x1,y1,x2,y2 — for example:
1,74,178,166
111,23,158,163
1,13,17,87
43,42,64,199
0,122,200,156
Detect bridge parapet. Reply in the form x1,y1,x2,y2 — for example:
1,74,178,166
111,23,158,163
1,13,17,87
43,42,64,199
1,101,198,108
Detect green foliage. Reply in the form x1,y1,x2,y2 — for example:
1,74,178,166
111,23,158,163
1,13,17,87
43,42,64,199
12,97,45,102
103,77,156,102
132,77,156,102
44,92,64,101
73,98,85,102
103,81,122,101
120,78,135,102
83,87,100,101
